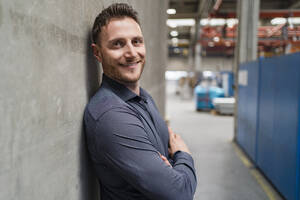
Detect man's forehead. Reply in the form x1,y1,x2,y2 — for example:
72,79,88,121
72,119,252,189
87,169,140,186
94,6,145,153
101,17,143,38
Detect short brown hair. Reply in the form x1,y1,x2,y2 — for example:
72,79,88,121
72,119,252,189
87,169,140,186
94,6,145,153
91,3,140,44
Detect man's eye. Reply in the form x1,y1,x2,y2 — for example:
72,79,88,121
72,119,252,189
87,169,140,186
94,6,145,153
133,39,143,45
113,41,123,47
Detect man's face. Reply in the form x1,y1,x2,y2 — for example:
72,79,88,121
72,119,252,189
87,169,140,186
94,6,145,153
95,17,146,84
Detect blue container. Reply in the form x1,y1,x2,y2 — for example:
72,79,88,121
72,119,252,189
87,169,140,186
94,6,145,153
194,85,224,110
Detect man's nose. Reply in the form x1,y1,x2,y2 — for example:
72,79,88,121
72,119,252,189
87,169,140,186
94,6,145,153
124,43,138,58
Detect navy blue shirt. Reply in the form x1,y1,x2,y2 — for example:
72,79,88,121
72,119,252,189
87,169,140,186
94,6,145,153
84,75,197,200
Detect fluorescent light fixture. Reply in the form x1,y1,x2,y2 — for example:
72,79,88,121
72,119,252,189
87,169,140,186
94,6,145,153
170,30,178,37
271,17,287,25
270,17,300,25
289,17,300,24
167,19,195,27
226,18,238,27
167,8,176,15
200,19,209,26
200,18,227,26
210,18,226,26
168,22,177,28
165,71,188,81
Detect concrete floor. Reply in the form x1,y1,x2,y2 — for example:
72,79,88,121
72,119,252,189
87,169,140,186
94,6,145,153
166,81,271,200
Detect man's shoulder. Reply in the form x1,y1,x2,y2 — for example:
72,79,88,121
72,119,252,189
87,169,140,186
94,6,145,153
85,87,126,121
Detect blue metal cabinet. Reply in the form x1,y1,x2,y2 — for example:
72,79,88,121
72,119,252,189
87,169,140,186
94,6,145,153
256,53,300,200
237,52,300,200
237,61,260,162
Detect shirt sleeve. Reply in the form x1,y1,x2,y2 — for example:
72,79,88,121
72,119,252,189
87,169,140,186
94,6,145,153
90,106,197,200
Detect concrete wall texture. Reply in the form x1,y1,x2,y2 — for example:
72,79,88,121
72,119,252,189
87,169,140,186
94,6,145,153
0,0,168,199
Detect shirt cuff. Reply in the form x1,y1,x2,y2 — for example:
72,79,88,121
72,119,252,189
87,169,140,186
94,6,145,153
173,151,195,168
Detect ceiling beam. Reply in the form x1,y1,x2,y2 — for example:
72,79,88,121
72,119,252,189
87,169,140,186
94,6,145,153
290,0,300,9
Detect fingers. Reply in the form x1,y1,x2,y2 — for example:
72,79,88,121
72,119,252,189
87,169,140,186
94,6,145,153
160,155,167,161
168,127,181,139
160,154,172,167
168,127,176,141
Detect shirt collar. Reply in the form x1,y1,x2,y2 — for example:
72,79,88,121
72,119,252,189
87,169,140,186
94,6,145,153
101,74,140,102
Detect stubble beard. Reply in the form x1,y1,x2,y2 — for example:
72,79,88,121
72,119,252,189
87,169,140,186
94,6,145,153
102,59,145,85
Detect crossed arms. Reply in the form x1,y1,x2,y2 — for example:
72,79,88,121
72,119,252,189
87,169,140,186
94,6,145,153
85,107,197,200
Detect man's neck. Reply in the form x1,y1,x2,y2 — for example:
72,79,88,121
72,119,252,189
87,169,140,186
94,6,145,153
105,75,140,95
124,82,140,96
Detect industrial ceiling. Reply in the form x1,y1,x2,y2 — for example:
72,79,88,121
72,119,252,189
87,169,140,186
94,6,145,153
169,0,300,19
168,0,300,39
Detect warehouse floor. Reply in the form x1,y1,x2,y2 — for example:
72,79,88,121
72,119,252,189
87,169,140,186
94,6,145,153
165,81,283,200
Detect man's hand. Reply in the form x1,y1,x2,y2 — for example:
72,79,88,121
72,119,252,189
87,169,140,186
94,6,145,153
159,153,172,167
168,127,191,157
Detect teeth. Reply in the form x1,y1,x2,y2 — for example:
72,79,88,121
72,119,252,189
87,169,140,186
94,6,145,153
121,61,139,66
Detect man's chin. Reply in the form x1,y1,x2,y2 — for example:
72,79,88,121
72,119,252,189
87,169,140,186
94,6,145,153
119,71,143,83
120,76,140,84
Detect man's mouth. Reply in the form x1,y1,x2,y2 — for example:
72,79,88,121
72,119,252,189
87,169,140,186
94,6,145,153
119,61,141,67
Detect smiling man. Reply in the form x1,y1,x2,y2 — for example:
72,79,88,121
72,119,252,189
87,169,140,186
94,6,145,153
84,3,197,200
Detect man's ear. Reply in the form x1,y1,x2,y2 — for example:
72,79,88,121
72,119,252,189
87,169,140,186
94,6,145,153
91,43,102,63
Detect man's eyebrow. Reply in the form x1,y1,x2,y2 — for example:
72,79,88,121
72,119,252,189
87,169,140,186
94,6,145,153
108,36,144,43
133,36,144,40
107,38,124,44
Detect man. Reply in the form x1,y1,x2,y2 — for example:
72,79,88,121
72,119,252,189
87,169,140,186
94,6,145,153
84,3,197,200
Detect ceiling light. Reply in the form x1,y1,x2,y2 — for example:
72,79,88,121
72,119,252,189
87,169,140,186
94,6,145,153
210,19,226,26
167,19,195,27
213,37,220,42
170,31,178,37
167,8,176,15
226,18,238,27
168,22,177,28
271,18,287,25
200,18,227,26
200,19,209,26
288,17,300,24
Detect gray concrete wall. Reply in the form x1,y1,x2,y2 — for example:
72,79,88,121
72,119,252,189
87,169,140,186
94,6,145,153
0,0,168,199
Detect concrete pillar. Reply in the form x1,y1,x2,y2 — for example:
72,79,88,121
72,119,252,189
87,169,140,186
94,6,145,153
193,18,202,72
0,0,168,199
233,0,260,140
236,0,260,63
194,43,202,72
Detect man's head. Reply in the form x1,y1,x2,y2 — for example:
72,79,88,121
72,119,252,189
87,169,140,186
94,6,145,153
91,3,146,85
